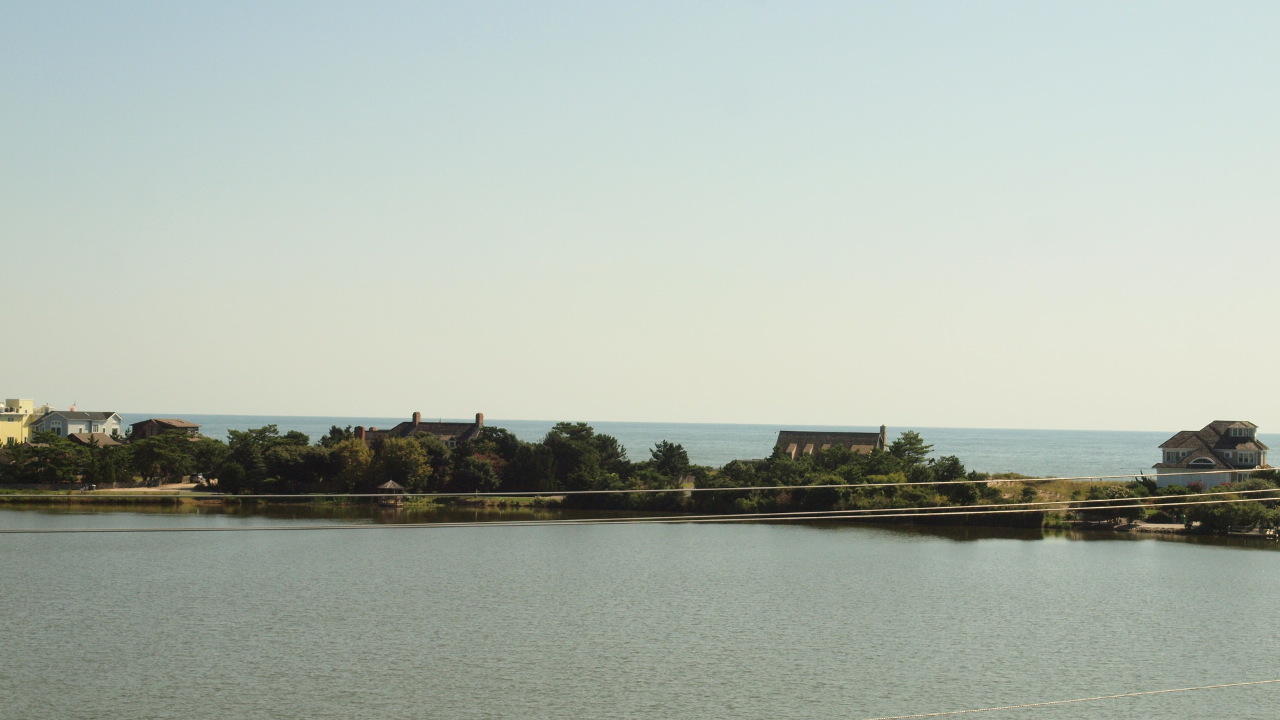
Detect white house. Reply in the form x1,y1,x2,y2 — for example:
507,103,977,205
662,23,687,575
31,409,124,439
1153,420,1270,487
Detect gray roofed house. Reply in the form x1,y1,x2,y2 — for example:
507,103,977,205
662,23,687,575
355,411,485,448
1153,420,1270,487
67,432,124,447
130,418,201,440
775,426,887,460
31,410,123,439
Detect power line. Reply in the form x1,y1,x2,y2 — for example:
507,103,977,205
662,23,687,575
0,466,1265,500
858,678,1280,719
3,490,1278,534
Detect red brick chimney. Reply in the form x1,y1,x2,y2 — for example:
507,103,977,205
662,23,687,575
475,412,484,427
354,426,365,441
412,411,422,426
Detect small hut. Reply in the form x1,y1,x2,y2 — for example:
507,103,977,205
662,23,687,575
376,480,405,506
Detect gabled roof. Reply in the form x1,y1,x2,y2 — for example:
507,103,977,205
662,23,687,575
363,419,483,445
1160,420,1269,452
37,411,120,422
1157,420,1269,470
775,429,886,459
776,430,882,450
131,418,199,429
67,432,123,447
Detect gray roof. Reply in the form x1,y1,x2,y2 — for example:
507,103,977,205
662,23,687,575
37,411,120,422
1159,421,1269,452
364,420,482,444
67,432,124,447
775,429,885,457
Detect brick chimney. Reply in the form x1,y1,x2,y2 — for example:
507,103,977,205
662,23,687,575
475,412,484,427
412,411,421,425
355,426,365,441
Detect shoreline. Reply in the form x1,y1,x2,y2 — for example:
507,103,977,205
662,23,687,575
3,489,1273,542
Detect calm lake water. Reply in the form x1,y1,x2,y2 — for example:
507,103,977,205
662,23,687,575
3,509,1279,719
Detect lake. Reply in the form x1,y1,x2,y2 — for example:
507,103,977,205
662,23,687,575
3,508,1279,719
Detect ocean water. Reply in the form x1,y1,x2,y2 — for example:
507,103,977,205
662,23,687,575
125,412,1279,480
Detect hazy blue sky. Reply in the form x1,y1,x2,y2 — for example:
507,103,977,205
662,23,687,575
6,2,1279,431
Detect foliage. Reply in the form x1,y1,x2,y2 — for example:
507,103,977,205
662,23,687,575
650,440,690,480
889,431,933,465
371,437,432,491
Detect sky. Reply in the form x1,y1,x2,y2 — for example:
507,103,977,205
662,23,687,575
5,2,1279,431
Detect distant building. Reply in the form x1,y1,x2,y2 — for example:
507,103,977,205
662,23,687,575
67,432,124,447
130,418,201,440
775,426,887,460
1153,420,1271,487
1,398,39,446
355,411,485,448
31,409,124,439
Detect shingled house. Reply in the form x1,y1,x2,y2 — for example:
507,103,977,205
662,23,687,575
355,411,485,448
31,409,123,439
775,426,887,460
130,418,201,440
1153,420,1271,487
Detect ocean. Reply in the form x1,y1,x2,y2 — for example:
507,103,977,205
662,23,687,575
125,412,1278,480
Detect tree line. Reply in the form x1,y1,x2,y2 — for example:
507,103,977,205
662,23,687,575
3,424,1278,534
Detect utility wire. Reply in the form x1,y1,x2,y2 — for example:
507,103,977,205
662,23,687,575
3,491,1279,534
858,678,1280,719
0,466,1263,500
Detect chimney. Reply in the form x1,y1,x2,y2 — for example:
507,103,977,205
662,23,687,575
412,411,422,425
354,426,366,441
879,425,887,449
475,412,485,427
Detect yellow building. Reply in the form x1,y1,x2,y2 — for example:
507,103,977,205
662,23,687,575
1,398,38,446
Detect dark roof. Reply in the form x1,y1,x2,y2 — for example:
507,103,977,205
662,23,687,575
1156,420,1270,470
131,418,199,429
67,432,123,447
37,411,119,422
1160,421,1269,452
364,420,482,444
775,429,885,458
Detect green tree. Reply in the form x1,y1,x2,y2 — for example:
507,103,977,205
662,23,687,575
330,438,373,492
411,433,453,490
372,437,432,491
129,432,195,485
454,455,501,492
509,443,556,492
82,441,132,487
889,431,933,466
318,425,354,448
4,433,86,484
471,426,522,462
650,440,690,480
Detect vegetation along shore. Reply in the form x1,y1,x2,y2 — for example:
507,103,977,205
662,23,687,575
3,423,1279,537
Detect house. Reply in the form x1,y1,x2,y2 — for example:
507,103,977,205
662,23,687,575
31,408,124,439
67,432,124,447
1153,420,1271,487
355,411,485,448
775,426,887,460
1,398,40,446
130,418,201,440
